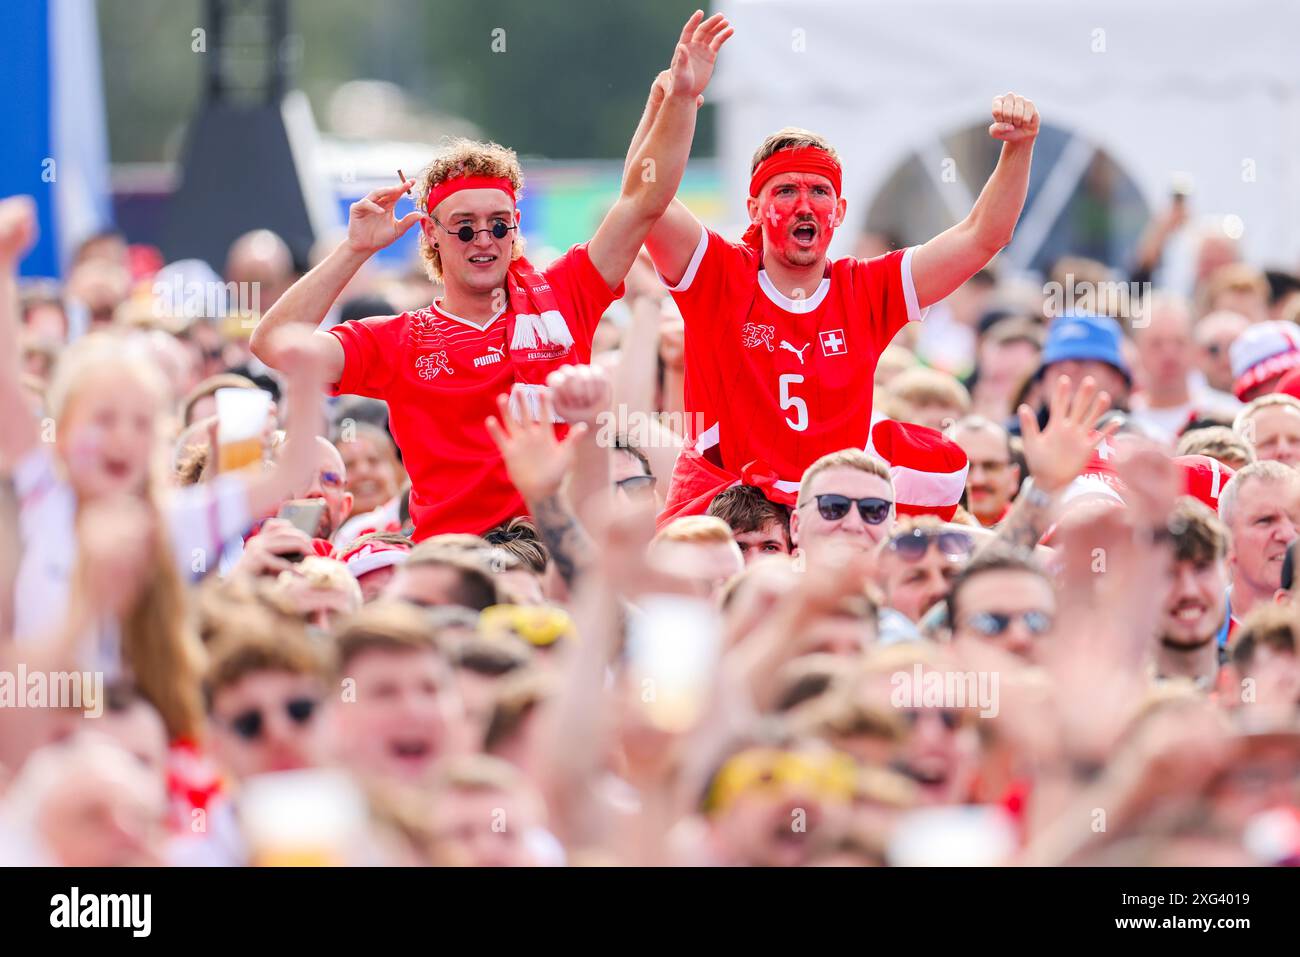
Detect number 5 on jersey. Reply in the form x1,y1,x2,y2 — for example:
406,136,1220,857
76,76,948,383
779,373,808,432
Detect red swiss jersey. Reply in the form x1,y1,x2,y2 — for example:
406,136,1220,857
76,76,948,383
662,226,924,483
329,244,620,539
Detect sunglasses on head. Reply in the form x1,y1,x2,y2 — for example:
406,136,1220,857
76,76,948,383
226,697,318,741
431,216,517,243
803,494,892,525
964,609,1053,638
888,528,974,562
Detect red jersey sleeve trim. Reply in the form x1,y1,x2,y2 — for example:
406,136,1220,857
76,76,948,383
654,223,709,292
901,245,927,324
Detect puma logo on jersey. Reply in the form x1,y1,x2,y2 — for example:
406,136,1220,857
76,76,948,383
780,340,810,364
741,323,776,351
415,351,454,379
474,345,506,368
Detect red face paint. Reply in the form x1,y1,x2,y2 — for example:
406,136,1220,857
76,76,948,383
758,173,838,266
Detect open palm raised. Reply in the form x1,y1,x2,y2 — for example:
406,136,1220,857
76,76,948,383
1018,374,1120,495
668,10,734,101
485,391,588,503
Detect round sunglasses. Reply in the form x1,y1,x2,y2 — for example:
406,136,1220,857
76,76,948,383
802,494,893,525
887,528,974,562
225,697,318,741
431,216,517,243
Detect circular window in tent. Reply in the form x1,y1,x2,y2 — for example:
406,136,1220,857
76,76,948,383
859,121,1150,277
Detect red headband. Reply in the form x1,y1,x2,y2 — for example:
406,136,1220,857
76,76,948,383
425,175,517,218
748,146,842,199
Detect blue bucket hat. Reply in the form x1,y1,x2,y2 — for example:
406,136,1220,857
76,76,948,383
1038,312,1131,385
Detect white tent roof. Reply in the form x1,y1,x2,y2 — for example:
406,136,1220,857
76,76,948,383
712,0,1300,271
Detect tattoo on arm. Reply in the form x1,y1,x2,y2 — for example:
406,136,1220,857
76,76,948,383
993,489,1051,553
532,494,595,587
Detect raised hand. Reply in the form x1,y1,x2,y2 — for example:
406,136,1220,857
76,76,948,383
75,495,157,618
667,10,734,101
1018,374,1120,494
234,518,317,578
658,316,685,372
346,181,425,255
0,195,37,267
485,391,589,503
1113,439,1181,529
547,363,612,428
268,324,333,389
989,92,1040,145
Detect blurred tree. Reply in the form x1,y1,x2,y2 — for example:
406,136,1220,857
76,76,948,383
97,0,713,163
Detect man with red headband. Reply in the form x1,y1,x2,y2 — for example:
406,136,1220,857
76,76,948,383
251,13,732,539
638,94,1040,517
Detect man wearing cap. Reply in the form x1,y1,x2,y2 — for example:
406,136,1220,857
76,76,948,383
1014,312,1132,435
638,91,1041,517
249,13,733,538
1228,320,1300,403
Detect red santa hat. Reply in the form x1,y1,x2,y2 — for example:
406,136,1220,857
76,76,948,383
865,419,969,520
1173,454,1235,513
338,539,410,579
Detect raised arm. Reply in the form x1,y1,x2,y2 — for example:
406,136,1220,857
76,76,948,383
485,391,596,588
910,93,1039,308
546,363,615,538
991,374,1118,553
249,181,423,380
0,197,40,469
589,11,732,291
241,327,331,520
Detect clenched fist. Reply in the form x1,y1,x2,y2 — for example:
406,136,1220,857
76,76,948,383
989,92,1040,145
547,363,612,428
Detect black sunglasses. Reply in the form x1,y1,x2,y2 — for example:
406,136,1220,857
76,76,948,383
964,610,1053,638
227,697,318,741
432,216,517,243
888,528,974,562
803,494,892,525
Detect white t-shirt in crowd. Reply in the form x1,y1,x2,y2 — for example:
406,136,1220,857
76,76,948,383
1128,374,1241,445
12,447,252,659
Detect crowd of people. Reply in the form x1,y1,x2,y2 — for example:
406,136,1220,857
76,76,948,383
1,11,1298,868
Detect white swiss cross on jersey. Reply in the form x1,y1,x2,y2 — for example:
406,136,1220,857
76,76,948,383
820,329,847,356
659,225,925,482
